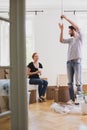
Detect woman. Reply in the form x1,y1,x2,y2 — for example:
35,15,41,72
27,52,48,102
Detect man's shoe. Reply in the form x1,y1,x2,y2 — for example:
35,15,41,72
66,100,74,105
77,91,82,95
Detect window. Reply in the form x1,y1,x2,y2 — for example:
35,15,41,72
0,15,35,66
26,17,35,65
0,20,10,66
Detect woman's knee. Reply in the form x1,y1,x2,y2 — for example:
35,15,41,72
43,80,48,87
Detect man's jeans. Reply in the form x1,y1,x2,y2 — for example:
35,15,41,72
67,60,82,101
29,78,48,97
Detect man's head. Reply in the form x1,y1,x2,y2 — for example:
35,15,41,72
68,26,76,37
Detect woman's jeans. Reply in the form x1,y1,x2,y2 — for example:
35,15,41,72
29,78,48,97
67,60,82,101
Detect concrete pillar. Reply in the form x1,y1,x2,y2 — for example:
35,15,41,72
10,0,28,130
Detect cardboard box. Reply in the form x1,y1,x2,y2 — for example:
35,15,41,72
29,89,36,104
46,86,56,100
54,88,59,103
83,84,87,92
58,86,70,102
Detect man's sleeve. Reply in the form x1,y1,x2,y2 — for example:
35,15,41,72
63,38,72,44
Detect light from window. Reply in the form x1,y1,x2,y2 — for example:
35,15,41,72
0,20,10,66
26,19,35,65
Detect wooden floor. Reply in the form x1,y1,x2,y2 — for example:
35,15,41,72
0,116,11,130
0,100,87,130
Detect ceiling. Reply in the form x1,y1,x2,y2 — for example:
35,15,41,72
0,0,87,11
26,0,87,10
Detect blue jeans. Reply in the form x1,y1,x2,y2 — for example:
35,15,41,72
67,60,82,101
29,78,48,97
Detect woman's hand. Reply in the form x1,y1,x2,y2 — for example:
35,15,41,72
37,69,42,75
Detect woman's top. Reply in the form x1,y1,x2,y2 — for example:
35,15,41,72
27,62,43,79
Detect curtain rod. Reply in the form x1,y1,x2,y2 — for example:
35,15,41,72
26,10,43,15
0,10,44,15
64,10,87,15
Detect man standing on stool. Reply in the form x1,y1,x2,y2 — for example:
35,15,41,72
27,52,48,102
58,15,83,103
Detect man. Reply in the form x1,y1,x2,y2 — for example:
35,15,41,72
58,15,83,103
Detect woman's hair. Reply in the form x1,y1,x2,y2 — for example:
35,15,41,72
32,52,38,59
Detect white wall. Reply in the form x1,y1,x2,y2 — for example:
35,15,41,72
33,9,68,85
26,0,87,86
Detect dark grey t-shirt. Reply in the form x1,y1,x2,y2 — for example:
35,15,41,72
63,29,83,61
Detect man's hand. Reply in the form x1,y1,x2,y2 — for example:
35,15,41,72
58,23,63,30
58,23,64,43
60,14,79,31
61,15,67,19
